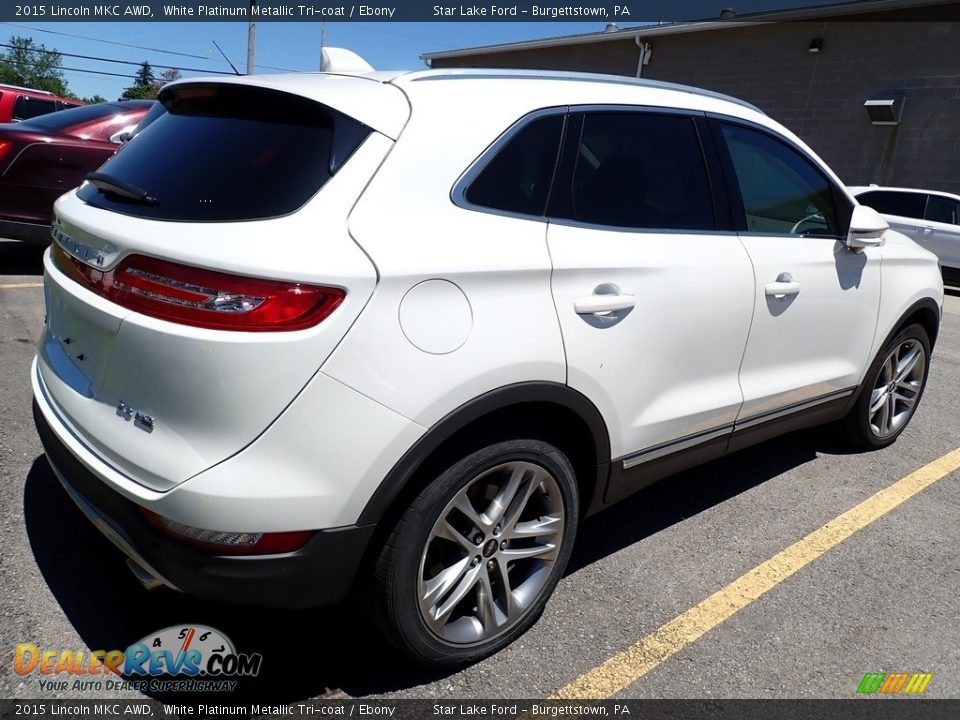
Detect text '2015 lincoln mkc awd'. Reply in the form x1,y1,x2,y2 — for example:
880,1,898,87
33,64,944,665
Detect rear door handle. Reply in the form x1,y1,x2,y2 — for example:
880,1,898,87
574,289,636,315
764,272,801,300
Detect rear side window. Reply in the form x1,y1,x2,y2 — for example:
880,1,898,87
77,84,372,222
924,195,960,225
13,96,58,121
552,112,716,231
855,190,926,219
464,114,563,217
720,124,849,237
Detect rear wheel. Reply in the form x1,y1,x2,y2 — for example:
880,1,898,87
842,323,930,449
370,439,579,666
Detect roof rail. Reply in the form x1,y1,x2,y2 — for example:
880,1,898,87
404,68,764,115
0,82,56,96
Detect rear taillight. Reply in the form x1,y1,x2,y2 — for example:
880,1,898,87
0,141,13,163
51,244,344,331
140,508,312,555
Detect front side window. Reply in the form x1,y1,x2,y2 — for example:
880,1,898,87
464,114,563,217
924,195,960,225
552,112,715,231
856,190,926,220
721,124,850,237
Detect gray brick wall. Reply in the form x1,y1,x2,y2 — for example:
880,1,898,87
431,38,640,75
431,16,960,194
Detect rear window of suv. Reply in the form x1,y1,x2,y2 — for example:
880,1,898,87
13,95,58,121
855,190,926,219
77,83,372,222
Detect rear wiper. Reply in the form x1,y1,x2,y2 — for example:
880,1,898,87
85,172,158,205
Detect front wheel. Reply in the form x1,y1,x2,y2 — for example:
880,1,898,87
370,439,579,666
842,323,931,450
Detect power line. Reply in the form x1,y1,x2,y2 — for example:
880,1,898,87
1,56,138,80
0,22,300,72
1,22,214,60
0,41,235,75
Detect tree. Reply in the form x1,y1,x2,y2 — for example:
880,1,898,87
159,68,182,85
120,65,181,100
82,94,108,105
121,61,157,99
0,35,71,97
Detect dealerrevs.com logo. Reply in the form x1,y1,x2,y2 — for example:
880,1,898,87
14,625,262,693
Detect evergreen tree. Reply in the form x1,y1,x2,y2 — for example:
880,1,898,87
121,62,157,100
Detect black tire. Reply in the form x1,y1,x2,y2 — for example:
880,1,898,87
841,323,931,450
369,439,579,666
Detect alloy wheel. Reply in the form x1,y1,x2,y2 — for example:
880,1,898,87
417,461,565,644
869,338,926,439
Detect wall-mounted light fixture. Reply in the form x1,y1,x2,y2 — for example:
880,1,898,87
864,94,906,125
808,37,824,53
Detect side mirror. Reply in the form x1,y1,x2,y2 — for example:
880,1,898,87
847,203,888,250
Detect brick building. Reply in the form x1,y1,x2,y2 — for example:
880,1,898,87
423,0,960,194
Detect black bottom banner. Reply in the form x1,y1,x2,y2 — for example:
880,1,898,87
3,700,960,720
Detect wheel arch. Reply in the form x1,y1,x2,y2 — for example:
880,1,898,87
357,382,611,530
884,296,941,354
853,296,940,402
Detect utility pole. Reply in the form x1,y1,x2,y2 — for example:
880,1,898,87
319,21,327,70
246,0,256,75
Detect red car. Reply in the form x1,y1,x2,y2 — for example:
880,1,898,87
0,83,84,124
0,100,153,242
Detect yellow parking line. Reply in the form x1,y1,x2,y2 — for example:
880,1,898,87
0,282,43,289
552,446,960,700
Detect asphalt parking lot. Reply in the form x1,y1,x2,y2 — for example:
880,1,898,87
2,238,959,702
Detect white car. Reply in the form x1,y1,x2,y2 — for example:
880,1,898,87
32,67,943,666
850,185,960,282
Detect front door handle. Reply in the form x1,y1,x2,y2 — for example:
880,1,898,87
764,272,801,301
574,290,636,315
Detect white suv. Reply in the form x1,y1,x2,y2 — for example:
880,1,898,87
849,185,960,283
32,68,943,666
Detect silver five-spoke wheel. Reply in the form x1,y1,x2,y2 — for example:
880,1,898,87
417,461,564,644
869,338,925,439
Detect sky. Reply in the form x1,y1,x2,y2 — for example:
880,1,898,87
0,21,650,101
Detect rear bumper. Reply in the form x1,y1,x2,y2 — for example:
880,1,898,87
33,399,375,609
